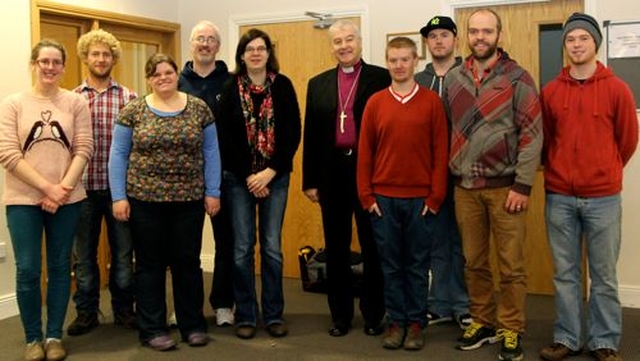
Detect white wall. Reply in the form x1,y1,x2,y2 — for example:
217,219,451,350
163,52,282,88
0,0,639,319
0,0,179,320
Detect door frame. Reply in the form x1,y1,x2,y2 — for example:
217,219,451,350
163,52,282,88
31,0,181,63
228,6,369,62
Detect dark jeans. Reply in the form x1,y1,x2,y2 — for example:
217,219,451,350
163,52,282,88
7,202,82,342
370,196,434,327
318,150,385,327
208,192,234,310
73,190,134,315
128,198,206,342
428,184,469,317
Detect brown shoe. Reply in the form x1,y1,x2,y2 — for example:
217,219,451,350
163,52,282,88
24,341,44,361
44,339,67,361
540,343,581,360
403,322,425,350
382,322,405,349
266,322,288,337
591,348,622,361
236,325,257,339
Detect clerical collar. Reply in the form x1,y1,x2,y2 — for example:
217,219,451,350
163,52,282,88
340,60,362,74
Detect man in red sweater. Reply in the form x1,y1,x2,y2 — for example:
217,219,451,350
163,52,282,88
539,13,638,361
357,36,448,351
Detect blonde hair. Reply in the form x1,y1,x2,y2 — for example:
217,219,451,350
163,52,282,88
76,29,122,61
386,36,418,59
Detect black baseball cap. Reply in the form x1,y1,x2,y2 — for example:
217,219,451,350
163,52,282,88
420,16,457,37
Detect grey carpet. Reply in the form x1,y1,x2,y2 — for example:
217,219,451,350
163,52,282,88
2,275,639,360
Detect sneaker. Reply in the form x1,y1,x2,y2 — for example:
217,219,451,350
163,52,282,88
456,322,499,351
44,339,66,361
455,313,473,330
67,312,99,336
540,343,582,360
114,310,138,329
145,334,177,351
186,332,209,347
497,329,523,361
215,308,234,327
24,341,44,361
382,322,405,350
168,311,178,328
403,322,425,351
590,348,622,361
427,311,453,326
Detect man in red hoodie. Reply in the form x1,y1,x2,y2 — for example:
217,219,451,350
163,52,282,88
539,13,638,361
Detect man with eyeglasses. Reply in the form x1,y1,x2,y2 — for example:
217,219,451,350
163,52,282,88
178,20,234,328
68,29,138,336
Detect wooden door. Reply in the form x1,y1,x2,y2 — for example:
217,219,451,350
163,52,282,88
36,1,180,292
454,0,583,295
239,18,360,278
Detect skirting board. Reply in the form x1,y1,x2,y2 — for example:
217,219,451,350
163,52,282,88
0,293,19,320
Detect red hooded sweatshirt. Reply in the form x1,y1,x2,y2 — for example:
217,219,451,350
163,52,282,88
541,62,638,197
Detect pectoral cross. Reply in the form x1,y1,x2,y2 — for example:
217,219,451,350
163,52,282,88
339,111,346,133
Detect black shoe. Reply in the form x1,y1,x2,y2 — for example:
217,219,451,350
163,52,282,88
67,312,99,336
328,322,350,337
456,322,499,351
364,321,384,336
497,329,523,361
114,310,138,329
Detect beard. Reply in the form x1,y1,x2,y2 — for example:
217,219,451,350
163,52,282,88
88,66,112,81
469,40,498,61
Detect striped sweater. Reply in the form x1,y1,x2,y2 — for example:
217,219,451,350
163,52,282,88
443,50,542,195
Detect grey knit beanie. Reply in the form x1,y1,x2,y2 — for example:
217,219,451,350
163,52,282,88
563,12,602,50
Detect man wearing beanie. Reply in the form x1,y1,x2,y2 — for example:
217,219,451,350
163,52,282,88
539,12,638,361
415,15,472,331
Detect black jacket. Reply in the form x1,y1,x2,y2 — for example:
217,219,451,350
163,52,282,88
302,61,391,191
216,73,301,180
178,60,230,114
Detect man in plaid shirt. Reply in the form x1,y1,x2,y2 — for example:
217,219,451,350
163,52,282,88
68,29,138,336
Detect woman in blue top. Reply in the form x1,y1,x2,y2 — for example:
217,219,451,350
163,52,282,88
108,53,221,351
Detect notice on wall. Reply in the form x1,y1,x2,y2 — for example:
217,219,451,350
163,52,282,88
607,22,640,59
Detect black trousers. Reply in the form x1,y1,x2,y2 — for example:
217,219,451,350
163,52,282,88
318,150,385,326
208,191,234,310
129,198,207,342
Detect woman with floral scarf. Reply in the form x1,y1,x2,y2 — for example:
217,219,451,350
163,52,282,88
216,28,301,340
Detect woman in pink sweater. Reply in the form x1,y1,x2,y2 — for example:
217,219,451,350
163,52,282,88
0,39,93,361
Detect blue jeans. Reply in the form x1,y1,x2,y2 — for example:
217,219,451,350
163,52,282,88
429,186,469,317
73,190,134,315
370,196,434,327
129,198,207,342
225,171,290,327
545,193,622,351
7,202,82,342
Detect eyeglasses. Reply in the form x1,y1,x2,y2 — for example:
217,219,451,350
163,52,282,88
194,36,218,44
245,46,268,53
36,59,64,68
